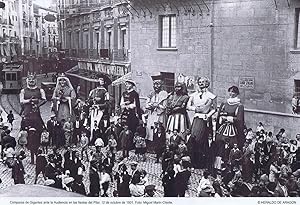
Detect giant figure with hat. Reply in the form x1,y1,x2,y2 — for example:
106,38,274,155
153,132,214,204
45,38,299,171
187,77,217,169
52,73,76,122
145,75,168,147
120,80,141,135
20,73,46,136
88,75,111,141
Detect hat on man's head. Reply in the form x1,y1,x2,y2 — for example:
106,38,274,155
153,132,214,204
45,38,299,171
151,75,163,84
125,79,136,86
130,161,138,166
145,185,156,192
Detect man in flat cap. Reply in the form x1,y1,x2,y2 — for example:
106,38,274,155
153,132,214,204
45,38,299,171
145,75,168,151
120,80,141,135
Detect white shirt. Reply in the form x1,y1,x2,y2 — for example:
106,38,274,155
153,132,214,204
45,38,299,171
187,90,216,115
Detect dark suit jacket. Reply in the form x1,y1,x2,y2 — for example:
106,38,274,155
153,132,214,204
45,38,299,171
170,135,182,149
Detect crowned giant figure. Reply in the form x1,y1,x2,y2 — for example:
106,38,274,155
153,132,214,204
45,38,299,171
145,75,168,142
52,73,76,122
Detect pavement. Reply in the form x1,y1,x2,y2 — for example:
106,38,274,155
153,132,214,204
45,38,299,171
0,75,203,197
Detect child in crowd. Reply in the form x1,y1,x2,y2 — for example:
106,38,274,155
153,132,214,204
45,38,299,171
107,134,117,161
7,110,14,129
80,131,89,161
133,132,147,161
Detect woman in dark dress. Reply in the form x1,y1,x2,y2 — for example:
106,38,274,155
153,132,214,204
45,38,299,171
114,163,131,197
215,86,245,165
88,160,100,197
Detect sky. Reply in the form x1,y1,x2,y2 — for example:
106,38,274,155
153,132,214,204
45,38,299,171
33,0,52,8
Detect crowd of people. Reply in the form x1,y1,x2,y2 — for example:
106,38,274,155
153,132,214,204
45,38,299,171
0,72,300,197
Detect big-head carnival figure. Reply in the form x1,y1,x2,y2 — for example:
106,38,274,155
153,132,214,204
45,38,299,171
88,75,111,139
52,73,76,122
187,77,217,169
20,73,47,131
145,75,168,142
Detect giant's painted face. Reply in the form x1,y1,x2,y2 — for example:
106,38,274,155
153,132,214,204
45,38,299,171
125,81,133,90
59,78,67,87
153,80,162,92
228,89,238,98
98,77,105,86
198,77,210,89
27,75,37,88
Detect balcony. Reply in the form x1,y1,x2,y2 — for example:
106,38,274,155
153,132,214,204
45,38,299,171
64,48,129,62
113,48,129,61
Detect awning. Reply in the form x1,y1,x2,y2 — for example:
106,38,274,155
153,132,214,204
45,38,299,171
66,66,112,85
111,72,132,86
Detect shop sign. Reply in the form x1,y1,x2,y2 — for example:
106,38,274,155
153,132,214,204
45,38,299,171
239,77,255,89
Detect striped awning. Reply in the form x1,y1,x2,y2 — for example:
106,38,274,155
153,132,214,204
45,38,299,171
111,72,132,86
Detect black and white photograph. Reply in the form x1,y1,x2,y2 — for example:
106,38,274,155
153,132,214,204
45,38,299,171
0,0,299,202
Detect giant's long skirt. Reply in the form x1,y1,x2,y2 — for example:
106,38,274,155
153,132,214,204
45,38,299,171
190,117,212,169
166,113,190,133
215,122,238,157
57,102,72,122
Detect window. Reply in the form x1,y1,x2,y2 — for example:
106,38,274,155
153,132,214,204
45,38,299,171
6,73,12,81
11,73,16,81
159,15,176,48
295,8,300,49
295,80,300,97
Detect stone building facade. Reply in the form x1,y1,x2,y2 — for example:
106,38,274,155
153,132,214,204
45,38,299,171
128,0,300,137
58,0,131,111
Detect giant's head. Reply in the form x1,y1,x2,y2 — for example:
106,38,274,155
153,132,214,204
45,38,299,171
197,77,210,89
26,73,37,88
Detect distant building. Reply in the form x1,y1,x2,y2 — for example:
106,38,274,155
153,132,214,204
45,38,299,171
58,0,130,110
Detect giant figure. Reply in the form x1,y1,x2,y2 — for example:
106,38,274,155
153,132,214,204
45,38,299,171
52,74,76,122
166,82,190,134
145,75,168,145
120,80,141,134
187,77,216,169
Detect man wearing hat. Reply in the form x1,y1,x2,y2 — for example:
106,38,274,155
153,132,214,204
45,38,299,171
88,76,111,140
144,185,156,197
46,114,56,147
145,75,168,143
120,79,141,135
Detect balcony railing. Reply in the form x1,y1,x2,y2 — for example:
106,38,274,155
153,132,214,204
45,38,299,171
65,48,129,62
113,48,129,61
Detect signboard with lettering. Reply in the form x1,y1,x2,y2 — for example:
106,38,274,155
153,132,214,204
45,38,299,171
239,77,255,89
80,62,129,77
